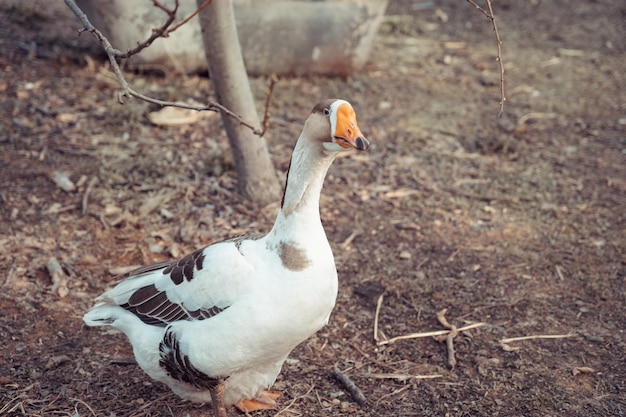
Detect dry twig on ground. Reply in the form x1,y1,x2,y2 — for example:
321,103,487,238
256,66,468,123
47,257,69,298
273,384,316,417
435,308,458,369
331,366,367,405
374,296,485,347
376,322,486,346
500,333,577,351
373,293,384,343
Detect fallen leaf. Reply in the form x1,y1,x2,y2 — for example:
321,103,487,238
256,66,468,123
148,106,204,126
45,355,71,370
572,366,595,376
55,113,80,123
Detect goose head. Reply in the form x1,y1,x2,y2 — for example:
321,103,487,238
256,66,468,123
302,99,370,153
278,99,370,217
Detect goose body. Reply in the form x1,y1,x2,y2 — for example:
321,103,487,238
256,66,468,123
83,99,369,415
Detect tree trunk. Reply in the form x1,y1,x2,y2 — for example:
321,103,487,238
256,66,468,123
196,0,281,206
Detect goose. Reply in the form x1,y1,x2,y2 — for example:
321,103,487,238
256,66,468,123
83,99,370,417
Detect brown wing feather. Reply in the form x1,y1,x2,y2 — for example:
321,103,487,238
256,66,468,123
113,235,265,327
159,328,223,389
120,283,227,327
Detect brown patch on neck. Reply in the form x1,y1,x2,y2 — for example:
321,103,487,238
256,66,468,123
278,241,310,272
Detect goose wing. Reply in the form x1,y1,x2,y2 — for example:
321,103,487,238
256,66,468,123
84,234,261,328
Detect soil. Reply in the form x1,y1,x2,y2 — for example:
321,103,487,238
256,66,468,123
1,0,625,416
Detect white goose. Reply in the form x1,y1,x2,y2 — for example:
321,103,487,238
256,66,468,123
83,99,369,417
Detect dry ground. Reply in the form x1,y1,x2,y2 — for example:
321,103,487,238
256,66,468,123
1,0,625,416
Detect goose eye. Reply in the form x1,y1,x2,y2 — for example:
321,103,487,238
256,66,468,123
323,108,330,116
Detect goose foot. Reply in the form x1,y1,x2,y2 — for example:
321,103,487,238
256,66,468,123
234,391,281,413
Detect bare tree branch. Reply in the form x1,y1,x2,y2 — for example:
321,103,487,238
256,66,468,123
118,0,179,59
164,0,214,37
63,0,261,134
259,75,278,137
467,0,506,117
465,0,490,17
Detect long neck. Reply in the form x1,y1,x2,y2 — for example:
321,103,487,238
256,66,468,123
270,135,336,238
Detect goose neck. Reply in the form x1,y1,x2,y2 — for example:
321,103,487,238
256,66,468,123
277,137,335,223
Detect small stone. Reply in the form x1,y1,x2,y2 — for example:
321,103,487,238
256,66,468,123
378,101,392,110
160,207,175,219
51,171,76,192
150,244,164,253
45,355,70,370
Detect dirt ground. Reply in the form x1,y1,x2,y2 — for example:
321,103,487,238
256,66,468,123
1,0,625,416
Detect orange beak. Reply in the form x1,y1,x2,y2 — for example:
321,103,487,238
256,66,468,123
334,103,370,151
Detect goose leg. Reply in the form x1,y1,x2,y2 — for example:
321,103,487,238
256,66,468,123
209,383,229,417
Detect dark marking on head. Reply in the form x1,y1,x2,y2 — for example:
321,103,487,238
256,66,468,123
311,99,338,115
159,328,223,390
121,283,227,327
278,241,310,271
303,100,339,147
162,248,206,284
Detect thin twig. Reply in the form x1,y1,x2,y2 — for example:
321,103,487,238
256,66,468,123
63,0,262,134
435,309,454,334
465,0,490,17
64,0,129,95
127,393,176,417
119,0,179,58
436,308,458,369
126,88,261,133
499,333,576,351
260,74,279,137
0,395,22,414
364,373,443,381
373,293,384,342
273,384,315,417
340,229,362,250
376,322,486,346
165,0,213,37
81,176,98,216
73,398,98,417
445,336,456,367
517,112,558,125
555,265,565,281
332,366,367,405
466,0,506,116
375,384,413,406
501,333,577,344
485,0,505,117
